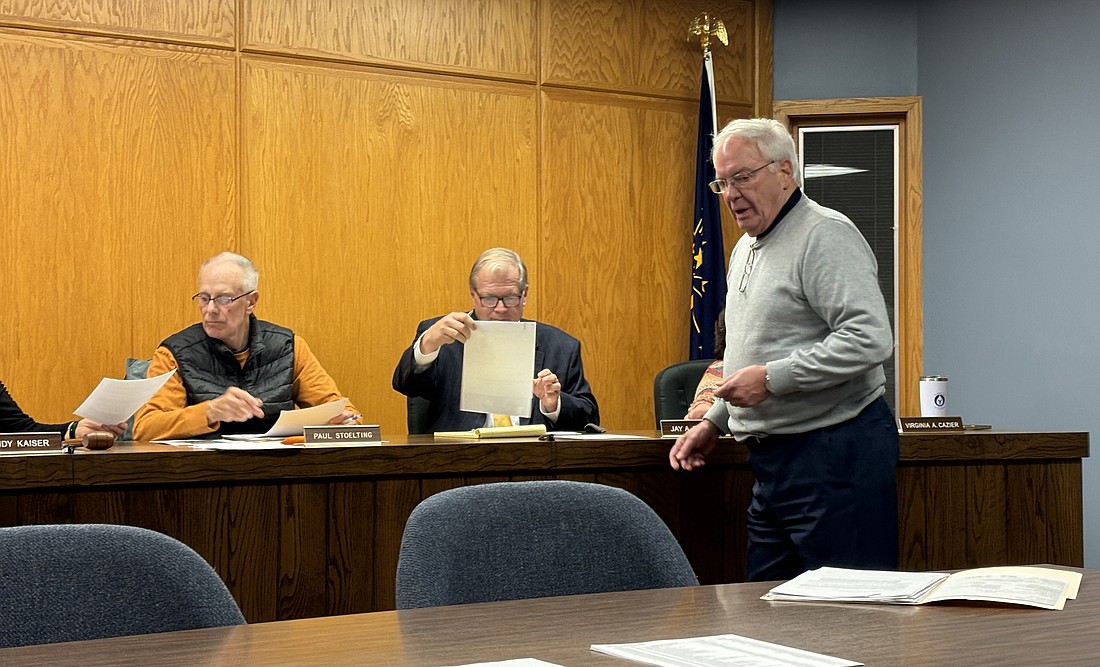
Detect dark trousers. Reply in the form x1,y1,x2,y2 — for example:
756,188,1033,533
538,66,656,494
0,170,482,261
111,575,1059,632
744,396,899,582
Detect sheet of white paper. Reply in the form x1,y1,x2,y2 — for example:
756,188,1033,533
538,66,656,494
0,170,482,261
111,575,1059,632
459,321,536,417
259,398,348,437
74,370,177,424
591,634,862,667
192,441,298,451
549,433,652,440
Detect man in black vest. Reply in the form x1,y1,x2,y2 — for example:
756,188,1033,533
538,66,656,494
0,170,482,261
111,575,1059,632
134,252,360,440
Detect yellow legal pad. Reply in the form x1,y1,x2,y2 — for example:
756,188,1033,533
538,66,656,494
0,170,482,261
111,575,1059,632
433,424,547,439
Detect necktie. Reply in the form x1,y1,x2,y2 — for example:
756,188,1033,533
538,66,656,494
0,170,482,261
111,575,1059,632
492,413,512,427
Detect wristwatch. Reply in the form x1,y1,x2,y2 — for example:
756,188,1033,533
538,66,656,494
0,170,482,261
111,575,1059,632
764,373,775,394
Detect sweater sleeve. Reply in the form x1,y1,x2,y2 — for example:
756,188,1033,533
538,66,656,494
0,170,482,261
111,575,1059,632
0,379,71,435
686,360,723,419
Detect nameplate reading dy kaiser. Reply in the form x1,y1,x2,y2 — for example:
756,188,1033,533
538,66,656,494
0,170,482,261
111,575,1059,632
0,432,63,454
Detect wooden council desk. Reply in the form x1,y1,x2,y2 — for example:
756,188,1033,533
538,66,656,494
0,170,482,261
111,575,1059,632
0,568,1095,666
0,430,1087,623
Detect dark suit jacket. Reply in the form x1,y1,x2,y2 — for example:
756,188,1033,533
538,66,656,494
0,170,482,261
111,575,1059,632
392,317,599,432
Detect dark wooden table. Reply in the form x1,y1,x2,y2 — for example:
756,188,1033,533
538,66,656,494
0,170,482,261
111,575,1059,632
0,430,1087,622
0,568,1095,666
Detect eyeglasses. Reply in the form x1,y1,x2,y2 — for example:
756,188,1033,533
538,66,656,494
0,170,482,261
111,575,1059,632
738,242,761,293
708,161,776,194
192,291,255,308
478,294,523,308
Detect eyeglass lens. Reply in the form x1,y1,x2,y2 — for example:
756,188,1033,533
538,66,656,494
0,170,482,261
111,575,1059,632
480,295,521,308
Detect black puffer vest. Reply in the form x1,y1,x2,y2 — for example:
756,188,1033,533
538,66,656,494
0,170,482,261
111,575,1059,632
162,316,295,435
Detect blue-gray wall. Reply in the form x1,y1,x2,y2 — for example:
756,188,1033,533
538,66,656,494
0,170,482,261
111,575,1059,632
774,0,1100,566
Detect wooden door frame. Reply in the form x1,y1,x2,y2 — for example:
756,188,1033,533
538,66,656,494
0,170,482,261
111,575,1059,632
773,97,923,417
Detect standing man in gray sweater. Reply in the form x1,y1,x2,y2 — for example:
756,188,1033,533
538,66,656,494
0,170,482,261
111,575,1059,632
670,118,898,581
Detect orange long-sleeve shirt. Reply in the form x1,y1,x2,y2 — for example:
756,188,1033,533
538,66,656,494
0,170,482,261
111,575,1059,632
133,335,359,441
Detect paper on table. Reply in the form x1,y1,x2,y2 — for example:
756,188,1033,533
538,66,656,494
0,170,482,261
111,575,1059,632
547,433,652,440
591,633,862,667
438,660,565,667
762,565,1081,610
192,441,298,451
764,568,947,603
258,398,348,437
459,320,536,417
74,370,176,425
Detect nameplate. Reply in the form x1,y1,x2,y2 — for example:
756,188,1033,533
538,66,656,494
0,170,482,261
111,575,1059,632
660,419,702,438
303,425,382,445
0,432,63,454
898,416,965,433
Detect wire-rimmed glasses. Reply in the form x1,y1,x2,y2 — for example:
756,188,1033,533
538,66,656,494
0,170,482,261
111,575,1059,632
708,161,776,194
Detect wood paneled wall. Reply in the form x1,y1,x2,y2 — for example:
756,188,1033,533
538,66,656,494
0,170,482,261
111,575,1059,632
0,0,772,431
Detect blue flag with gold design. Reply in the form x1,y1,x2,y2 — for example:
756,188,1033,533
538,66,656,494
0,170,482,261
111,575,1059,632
690,52,726,360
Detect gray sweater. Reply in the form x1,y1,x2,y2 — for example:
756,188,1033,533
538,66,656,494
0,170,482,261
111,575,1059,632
706,192,893,438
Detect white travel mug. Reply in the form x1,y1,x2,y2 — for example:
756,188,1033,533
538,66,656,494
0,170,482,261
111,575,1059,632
919,376,948,417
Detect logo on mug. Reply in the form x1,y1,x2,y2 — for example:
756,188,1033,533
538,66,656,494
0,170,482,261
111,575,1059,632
934,394,945,407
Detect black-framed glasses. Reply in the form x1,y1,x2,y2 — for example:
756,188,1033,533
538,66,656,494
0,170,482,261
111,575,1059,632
708,161,776,194
478,294,522,308
738,242,761,293
192,291,255,308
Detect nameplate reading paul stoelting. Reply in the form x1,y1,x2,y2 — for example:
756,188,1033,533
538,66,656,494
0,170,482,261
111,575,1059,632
303,425,381,445
660,419,702,438
0,432,63,454
897,416,965,433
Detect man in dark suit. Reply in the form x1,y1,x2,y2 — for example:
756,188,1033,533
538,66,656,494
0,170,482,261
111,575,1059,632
393,247,599,432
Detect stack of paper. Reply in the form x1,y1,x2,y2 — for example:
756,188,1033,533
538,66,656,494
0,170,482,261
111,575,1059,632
763,565,1082,610
434,424,547,439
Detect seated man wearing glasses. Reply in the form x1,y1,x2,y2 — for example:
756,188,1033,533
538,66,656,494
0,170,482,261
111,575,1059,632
393,247,599,433
134,252,360,440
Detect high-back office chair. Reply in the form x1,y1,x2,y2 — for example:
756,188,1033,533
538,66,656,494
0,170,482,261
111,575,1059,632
406,395,433,434
652,359,713,427
121,357,151,440
0,524,245,648
395,480,698,609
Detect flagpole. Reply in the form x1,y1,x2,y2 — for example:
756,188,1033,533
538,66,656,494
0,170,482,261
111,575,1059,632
687,14,729,361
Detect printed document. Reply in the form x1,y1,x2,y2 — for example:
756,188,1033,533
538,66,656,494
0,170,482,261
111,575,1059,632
257,398,348,437
459,320,536,417
74,370,176,425
763,565,1081,610
591,633,862,667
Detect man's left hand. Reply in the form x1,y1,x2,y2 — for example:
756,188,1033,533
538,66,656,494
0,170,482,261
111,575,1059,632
714,364,770,407
532,369,561,413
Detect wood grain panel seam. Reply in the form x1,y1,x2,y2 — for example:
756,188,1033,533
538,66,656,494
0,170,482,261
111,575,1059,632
239,47,538,85
0,21,235,51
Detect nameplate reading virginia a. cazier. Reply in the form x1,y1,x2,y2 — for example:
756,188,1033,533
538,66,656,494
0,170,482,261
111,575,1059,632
0,432,63,454
303,425,382,445
897,416,965,433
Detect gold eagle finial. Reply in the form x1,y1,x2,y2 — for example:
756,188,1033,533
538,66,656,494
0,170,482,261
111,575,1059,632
689,14,728,54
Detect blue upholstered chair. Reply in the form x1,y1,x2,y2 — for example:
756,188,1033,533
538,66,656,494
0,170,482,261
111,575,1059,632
120,357,151,440
395,480,698,609
0,524,245,648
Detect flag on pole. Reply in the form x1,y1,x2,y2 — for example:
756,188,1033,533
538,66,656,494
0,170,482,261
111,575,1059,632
689,51,727,360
